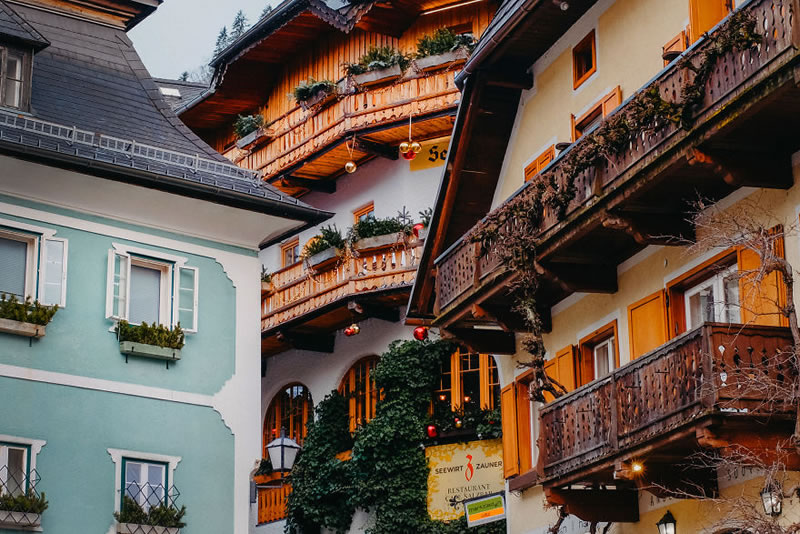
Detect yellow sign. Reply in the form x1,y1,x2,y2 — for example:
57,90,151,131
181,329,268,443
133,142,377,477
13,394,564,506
425,439,504,521
465,493,506,527
409,138,450,171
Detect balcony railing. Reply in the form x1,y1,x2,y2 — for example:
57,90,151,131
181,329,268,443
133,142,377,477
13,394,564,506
538,323,794,484
262,240,423,331
226,69,460,180
256,473,291,524
434,0,798,314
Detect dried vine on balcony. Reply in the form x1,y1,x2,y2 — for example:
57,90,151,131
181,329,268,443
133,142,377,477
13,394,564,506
469,10,762,401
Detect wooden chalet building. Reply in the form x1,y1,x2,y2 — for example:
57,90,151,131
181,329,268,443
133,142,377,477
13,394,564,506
175,0,512,531
409,0,800,532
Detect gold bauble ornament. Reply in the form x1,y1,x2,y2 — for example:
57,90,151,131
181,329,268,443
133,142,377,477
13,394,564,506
345,161,357,173
411,141,422,153
399,141,410,153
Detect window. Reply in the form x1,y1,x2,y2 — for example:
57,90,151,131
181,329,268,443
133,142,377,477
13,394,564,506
0,222,67,306
123,458,167,512
684,264,739,329
263,384,313,455
571,87,621,140
0,443,28,495
0,45,32,111
353,202,375,224
524,145,555,182
281,238,299,268
106,245,198,331
434,350,500,411
578,320,619,385
339,357,381,432
688,0,731,44
572,30,596,89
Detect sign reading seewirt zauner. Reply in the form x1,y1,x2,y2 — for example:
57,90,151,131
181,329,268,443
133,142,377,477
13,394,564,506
425,439,504,521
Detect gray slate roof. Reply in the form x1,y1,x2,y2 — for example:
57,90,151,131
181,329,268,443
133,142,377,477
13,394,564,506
0,1,329,225
0,0,48,49
154,78,209,111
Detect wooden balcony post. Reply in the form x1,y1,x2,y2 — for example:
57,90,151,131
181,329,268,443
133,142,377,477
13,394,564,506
473,242,481,288
700,326,716,409
608,373,620,452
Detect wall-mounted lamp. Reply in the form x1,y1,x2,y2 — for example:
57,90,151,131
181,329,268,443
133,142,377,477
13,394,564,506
553,0,569,10
760,481,783,517
655,510,676,534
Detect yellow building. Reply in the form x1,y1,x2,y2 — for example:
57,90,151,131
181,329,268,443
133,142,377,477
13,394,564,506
410,0,800,532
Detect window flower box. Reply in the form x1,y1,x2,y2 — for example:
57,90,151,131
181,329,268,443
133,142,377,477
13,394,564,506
299,89,337,111
412,49,468,73
261,281,274,294
353,233,405,253
119,341,181,361
0,510,42,529
0,317,46,338
417,227,428,242
235,127,272,150
351,64,403,88
305,247,340,270
117,523,180,534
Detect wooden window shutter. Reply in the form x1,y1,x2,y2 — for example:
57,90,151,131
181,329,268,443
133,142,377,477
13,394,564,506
737,225,788,327
500,384,519,478
525,145,556,182
689,0,731,43
515,381,532,474
662,31,687,66
628,290,669,359
543,345,576,402
601,86,622,117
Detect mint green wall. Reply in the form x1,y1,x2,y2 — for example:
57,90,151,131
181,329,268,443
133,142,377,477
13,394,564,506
0,377,234,534
0,210,236,396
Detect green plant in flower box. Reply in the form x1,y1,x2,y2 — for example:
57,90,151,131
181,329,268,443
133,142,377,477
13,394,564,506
344,46,410,76
292,78,337,103
114,496,186,528
415,28,476,58
302,225,346,259
116,321,185,350
0,294,57,325
0,489,48,514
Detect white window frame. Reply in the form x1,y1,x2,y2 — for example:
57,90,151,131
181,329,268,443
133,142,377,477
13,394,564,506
0,217,67,307
105,244,198,333
123,458,167,511
0,434,46,494
107,448,181,516
593,336,615,379
684,264,738,329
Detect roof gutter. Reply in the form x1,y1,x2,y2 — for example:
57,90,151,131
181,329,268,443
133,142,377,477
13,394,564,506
455,0,541,89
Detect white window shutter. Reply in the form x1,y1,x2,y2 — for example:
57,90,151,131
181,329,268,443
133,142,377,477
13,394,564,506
40,238,68,307
174,266,198,332
105,249,130,320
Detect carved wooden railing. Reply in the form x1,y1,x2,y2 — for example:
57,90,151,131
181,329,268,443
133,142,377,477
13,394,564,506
225,69,461,180
262,240,423,331
434,0,798,312
256,475,291,524
538,323,794,483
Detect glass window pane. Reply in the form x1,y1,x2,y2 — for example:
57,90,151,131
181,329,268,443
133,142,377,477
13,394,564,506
147,464,165,507
0,236,27,298
6,447,25,495
460,353,480,405
594,342,611,379
724,274,740,322
3,54,23,108
44,240,64,305
129,264,161,324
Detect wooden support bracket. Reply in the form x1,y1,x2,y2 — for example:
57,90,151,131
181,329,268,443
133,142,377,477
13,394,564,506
355,137,399,160
544,487,639,523
280,175,336,193
347,300,400,323
276,331,335,353
688,148,793,189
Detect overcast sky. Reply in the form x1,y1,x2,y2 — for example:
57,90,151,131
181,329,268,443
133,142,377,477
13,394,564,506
129,0,272,80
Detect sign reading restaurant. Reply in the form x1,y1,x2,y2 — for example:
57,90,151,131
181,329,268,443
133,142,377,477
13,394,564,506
425,439,504,521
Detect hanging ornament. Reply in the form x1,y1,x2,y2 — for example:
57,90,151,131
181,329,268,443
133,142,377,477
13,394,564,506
344,136,357,173
399,141,410,153
454,418,463,429
344,326,355,336
426,424,438,439
411,141,422,153
402,150,416,161
413,326,429,341
400,115,419,160
350,323,361,335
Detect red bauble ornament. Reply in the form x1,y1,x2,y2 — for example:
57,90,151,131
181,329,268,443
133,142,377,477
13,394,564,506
402,150,417,160
426,424,438,438
413,326,428,341
412,222,425,238
344,327,354,336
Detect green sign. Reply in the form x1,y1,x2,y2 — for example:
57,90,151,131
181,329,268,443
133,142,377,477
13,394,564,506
463,492,505,527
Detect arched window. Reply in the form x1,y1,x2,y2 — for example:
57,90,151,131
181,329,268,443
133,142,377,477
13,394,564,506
434,350,500,411
263,384,313,456
339,356,380,432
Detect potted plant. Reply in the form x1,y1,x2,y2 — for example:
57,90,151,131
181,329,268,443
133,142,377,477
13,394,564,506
233,114,270,150
115,496,186,534
292,78,338,110
261,266,273,294
412,29,476,72
0,489,48,529
417,207,432,241
116,321,185,361
344,46,410,87
0,293,57,339
302,225,346,269
347,216,411,253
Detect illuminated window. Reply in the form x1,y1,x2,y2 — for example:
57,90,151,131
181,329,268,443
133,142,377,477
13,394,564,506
572,30,596,89
281,238,299,267
434,350,500,411
353,202,375,223
263,384,313,455
339,356,380,431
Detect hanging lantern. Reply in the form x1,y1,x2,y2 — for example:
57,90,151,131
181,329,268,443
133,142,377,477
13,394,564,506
413,326,428,341
345,161,357,173
411,141,422,153
426,424,438,438
761,481,783,517
454,418,462,429
655,511,676,534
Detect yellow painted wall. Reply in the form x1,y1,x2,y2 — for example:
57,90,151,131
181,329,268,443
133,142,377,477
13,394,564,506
492,0,688,207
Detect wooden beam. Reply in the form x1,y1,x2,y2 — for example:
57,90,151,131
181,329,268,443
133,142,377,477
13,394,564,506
441,327,517,355
544,487,639,523
602,212,694,246
276,331,335,353
348,300,400,323
280,175,336,193
486,69,534,90
541,262,618,293
355,137,399,160
688,148,793,189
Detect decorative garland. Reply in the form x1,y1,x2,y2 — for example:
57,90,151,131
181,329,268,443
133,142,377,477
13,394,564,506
470,10,761,400
286,339,506,534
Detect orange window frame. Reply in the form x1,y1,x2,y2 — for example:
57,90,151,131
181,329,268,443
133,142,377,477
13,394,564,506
281,238,299,268
353,202,375,223
435,350,500,411
263,384,313,456
577,320,619,386
524,145,555,182
339,356,381,432
572,29,597,90
571,86,621,141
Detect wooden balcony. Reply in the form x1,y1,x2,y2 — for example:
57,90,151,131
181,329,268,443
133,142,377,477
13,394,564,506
262,240,423,356
256,473,291,525
225,69,460,196
432,0,800,331
518,323,798,523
